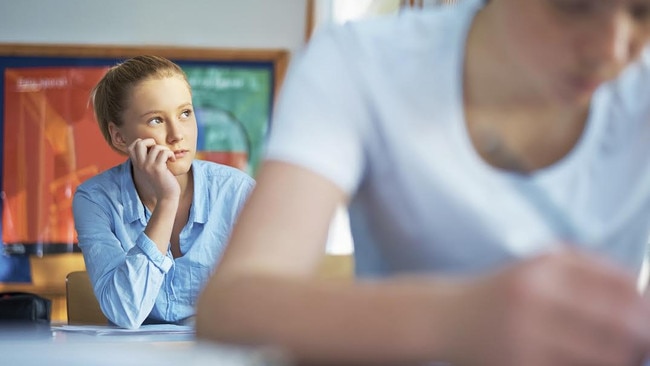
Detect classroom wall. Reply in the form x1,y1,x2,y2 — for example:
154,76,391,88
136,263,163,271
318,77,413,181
0,0,308,52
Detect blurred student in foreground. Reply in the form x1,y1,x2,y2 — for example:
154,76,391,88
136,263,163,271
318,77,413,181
197,0,650,364
73,56,254,328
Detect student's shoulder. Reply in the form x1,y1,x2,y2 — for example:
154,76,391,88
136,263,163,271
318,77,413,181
314,13,428,55
75,161,128,196
311,1,479,67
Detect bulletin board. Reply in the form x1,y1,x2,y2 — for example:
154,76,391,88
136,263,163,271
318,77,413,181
0,44,289,255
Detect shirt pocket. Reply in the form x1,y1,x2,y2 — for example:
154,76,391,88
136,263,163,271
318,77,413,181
189,262,212,305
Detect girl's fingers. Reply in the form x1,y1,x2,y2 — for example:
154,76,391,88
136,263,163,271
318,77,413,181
145,145,178,171
153,148,175,165
129,138,157,165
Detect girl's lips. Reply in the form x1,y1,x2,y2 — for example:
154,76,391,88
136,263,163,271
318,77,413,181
173,150,188,159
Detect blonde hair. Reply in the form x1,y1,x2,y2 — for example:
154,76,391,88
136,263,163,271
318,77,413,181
90,55,189,153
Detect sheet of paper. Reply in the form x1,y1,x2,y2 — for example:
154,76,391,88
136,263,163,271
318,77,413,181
51,324,195,336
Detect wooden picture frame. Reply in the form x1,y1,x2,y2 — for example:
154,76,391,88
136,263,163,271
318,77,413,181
0,44,289,255
0,43,289,96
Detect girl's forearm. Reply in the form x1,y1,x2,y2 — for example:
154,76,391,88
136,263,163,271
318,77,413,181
144,197,179,254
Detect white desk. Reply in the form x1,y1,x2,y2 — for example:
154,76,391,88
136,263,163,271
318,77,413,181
0,323,290,366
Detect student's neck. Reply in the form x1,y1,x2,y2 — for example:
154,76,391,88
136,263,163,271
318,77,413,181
462,8,590,173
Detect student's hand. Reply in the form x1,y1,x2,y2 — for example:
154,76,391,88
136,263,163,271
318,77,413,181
128,138,180,201
446,249,650,366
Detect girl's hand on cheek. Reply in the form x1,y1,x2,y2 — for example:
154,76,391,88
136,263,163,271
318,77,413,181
128,138,181,201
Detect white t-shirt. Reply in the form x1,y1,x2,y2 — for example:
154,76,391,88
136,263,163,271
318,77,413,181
266,0,650,278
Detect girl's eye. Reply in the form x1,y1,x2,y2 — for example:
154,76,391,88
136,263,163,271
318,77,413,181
180,109,192,119
147,117,163,126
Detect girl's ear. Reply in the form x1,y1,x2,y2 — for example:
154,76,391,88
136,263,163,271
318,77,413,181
108,122,129,153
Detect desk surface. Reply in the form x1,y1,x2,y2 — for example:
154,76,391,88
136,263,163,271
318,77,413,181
0,323,290,366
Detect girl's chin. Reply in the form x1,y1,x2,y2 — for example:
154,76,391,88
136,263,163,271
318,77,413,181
167,161,192,176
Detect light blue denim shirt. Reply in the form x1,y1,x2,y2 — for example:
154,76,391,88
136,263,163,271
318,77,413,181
72,159,254,328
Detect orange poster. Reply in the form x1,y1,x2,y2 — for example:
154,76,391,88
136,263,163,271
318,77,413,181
2,67,123,248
